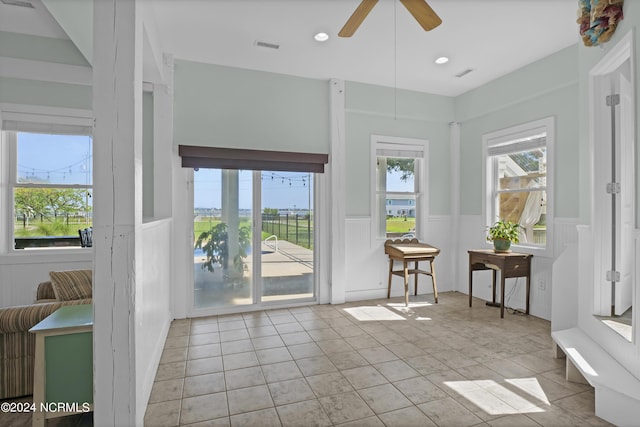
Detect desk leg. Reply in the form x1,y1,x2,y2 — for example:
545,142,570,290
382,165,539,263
430,258,438,303
526,273,531,315
468,258,473,307
500,272,506,318
403,261,409,306
387,258,393,299
414,261,419,296
492,270,497,304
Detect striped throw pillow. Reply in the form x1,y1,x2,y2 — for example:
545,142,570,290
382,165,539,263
49,270,93,301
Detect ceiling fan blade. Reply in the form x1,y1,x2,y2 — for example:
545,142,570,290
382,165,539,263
339,0,379,38
399,0,442,31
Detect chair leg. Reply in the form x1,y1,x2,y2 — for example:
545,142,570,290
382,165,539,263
403,261,409,306
430,258,438,303
414,261,419,295
387,258,393,299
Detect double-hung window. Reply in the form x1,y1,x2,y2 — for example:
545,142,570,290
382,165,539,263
484,117,554,256
373,136,427,239
2,114,93,250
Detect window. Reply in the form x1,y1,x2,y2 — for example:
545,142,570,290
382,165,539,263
484,117,554,256
2,117,93,250
372,136,427,239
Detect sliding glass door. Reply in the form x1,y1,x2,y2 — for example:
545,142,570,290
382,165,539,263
193,168,315,311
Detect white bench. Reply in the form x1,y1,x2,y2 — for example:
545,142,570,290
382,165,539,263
552,328,640,426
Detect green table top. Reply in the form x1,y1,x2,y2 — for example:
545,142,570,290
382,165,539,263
29,304,93,333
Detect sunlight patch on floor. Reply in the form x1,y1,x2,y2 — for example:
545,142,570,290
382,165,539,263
343,306,406,321
444,378,549,415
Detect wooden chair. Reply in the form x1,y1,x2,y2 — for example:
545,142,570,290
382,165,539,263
384,238,440,306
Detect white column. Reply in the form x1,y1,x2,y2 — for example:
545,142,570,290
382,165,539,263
222,169,240,273
330,79,346,304
92,0,143,425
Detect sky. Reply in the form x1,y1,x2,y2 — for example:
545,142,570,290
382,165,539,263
19,132,414,212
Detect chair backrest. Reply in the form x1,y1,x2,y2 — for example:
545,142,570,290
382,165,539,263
78,228,93,248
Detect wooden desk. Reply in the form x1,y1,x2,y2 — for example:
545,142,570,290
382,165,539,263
29,304,93,427
468,249,533,318
385,239,440,306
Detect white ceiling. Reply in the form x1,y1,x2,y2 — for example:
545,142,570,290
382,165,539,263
2,0,581,97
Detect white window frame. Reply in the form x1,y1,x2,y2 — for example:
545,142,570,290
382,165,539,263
0,105,93,253
371,135,428,241
483,117,554,257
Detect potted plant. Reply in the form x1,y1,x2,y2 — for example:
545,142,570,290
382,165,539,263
486,219,520,252
195,222,251,277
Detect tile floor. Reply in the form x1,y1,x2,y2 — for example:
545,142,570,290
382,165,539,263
144,292,612,427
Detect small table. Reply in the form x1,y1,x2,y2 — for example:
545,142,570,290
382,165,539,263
468,249,533,318
29,304,93,427
385,239,440,306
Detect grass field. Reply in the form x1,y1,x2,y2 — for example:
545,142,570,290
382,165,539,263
386,217,416,234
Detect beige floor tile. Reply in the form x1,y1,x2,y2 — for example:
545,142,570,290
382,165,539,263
183,372,226,397
343,334,381,350
256,346,293,364
182,417,230,427
307,328,341,341
188,343,222,360
357,383,413,414
269,314,298,325
229,407,282,427
318,391,375,424
305,372,354,397
149,378,184,403
160,347,189,364
341,366,388,389
358,346,398,364
393,375,449,405
222,351,259,371
225,366,265,390
180,392,229,425
327,350,370,370
487,414,542,427
296,355,338,376
377,406,438,427
164,335,189,349
374,359,420,382
190,322,219,335
186,356,224,376
144,399,181,427
431,349,478,369
217,320,246,332
268,378,316,406
221,339,254,355
280,331,314,346
155,360,186,381
316,338,354,355
247,325,279,337
287,342,324,359
298,319,331,331
525,403,597,427
219,329,250,342
417,396,484,427
262,360,304,383
275,399,332,427
386,342,425,359
274,322,305,334
404,354,450,375
190,332,221,346
227,385,274,415
251,335,285,350
243,317,273,328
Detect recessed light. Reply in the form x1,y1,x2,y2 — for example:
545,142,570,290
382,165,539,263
435,56,449,65
314,32,329,42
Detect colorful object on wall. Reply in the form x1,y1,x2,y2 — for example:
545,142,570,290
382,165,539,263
577,0,624,47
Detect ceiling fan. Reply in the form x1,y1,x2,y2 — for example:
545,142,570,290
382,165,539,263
338,0,442,37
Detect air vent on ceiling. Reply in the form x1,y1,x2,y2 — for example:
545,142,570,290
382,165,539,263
455,68,474,78
255,40,280,50
1,0,34,8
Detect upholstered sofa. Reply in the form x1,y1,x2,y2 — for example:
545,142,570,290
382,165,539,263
0,271,92,399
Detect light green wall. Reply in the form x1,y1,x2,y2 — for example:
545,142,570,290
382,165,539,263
41,0,93,65
0,31,89,66
0,32,91,109
0,77,91,109
173,60,330,154
345,82,454,216
455,45,580,217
